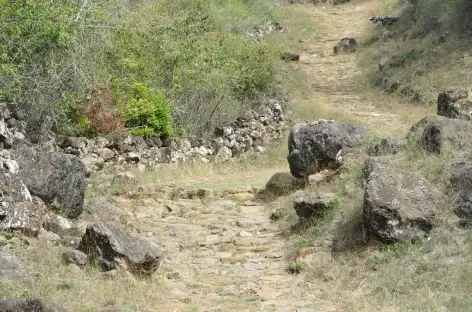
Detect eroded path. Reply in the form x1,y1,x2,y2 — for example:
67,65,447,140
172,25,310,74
287,1,431,136
120,1,431,311
120,191,332,312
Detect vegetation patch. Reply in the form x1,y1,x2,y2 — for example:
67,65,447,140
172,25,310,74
0,0,282,138
360,0,472,105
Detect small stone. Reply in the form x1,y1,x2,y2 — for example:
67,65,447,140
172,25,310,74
38,230,62,246
61,236,82,248
62,250,88,267
239,231,254,237
165,272,180,280
125,152,140,163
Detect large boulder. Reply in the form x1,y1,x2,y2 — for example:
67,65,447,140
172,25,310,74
78,223,163,278
12,146,86,219
448,157,472,220
363,159,441,243
265,172,307,196
0,299,67,312
0,169,43,235
408,115,472,154
287,120,369,178
437,88,472,120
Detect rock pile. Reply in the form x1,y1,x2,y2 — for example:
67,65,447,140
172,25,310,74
0,104,86,236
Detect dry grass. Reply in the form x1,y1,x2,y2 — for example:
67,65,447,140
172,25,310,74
1,241,167,312
358,0,472,107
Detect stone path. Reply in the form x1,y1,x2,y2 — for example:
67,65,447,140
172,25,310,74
111,1,431,311
114,191,333,312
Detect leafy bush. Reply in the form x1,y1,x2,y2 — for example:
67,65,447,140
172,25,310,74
124,83,173,137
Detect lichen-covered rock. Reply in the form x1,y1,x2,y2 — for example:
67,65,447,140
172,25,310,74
78,223,163,277
0,149,18,174
363,159,441,243
12,146,86,219
0,169,44,235
287,120,369,178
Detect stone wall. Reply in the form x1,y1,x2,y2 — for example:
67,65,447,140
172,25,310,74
54,96,289,175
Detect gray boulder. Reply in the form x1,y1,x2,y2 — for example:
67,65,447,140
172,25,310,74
62,250,88,267
0,202,44,236
0,299,67,312
294,193,337,220
0,169,43,235
0,119,13,149
0,169,31,203
287,120,369,178
409,115,472,154
78,223,163,277
448,157,472,221
437,88,472,120
363,159,441,243
265,172,307,196
12,146,86,219
0,253,24,283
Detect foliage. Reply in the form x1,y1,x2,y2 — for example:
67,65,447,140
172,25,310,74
287,261,303,274
124,83,173,137
0,0,281,138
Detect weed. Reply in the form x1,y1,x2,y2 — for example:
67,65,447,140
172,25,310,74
287,261,303,274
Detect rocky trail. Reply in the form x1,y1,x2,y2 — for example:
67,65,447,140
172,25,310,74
1,1,436,312
119,1,416,312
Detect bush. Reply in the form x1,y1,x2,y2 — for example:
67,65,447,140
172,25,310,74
124,83,173,137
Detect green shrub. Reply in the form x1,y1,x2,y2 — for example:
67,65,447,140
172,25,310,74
124,83,173,137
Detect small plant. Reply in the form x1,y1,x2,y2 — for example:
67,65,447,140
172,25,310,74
326,198,340,211
3,230,15,240
287,261,303,274
124,82,173,137
57,280,75,290
460,217,470,228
